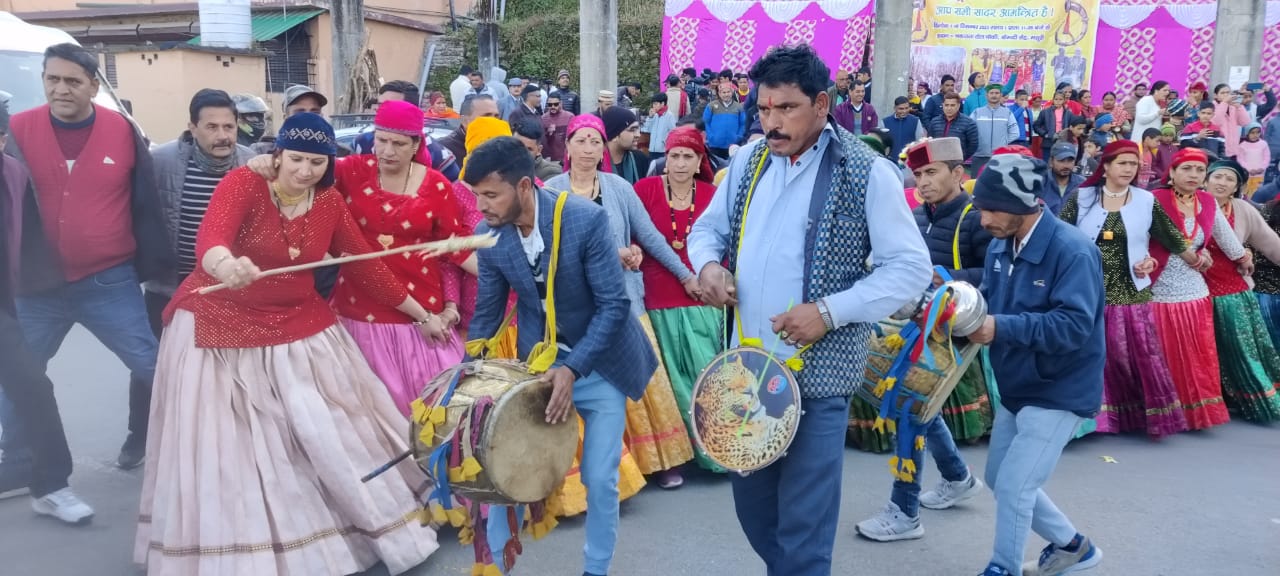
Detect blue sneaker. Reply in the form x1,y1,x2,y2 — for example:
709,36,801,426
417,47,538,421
978,563,1013,576
1036,535,1102,575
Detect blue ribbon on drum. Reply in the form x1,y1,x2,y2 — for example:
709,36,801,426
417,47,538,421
862,266,975,483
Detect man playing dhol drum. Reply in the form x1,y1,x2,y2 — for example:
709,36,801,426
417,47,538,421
689,44,932,576
464,136,657,576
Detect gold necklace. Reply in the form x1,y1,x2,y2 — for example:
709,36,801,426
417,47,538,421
570,175,598,200
375,164,415,249
273,182,309,207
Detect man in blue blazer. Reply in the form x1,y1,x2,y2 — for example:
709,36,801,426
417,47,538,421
464,136,656,576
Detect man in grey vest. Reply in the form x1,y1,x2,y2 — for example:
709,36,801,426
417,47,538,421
690,45,931,576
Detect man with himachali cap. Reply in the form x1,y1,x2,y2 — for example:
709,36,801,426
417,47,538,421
855,136,993,543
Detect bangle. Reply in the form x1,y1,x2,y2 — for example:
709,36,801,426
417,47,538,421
413,313,435,326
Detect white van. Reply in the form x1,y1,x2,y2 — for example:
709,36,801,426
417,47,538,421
0,11,132,118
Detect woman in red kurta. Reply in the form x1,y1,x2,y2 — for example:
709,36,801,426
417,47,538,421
633,127,725,473
136,114,441,576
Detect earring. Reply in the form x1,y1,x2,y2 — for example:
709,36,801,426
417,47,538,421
273,159,281,169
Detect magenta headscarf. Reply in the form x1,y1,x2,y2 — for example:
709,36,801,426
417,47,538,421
562,113,613,173
374,100,432,167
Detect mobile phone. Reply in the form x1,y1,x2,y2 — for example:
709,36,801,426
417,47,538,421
1247,82,1265,91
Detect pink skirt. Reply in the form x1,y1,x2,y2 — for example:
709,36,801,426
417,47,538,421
1097,303,1188,437
338,317,464,417
1153,298,1231,430
136,311,438,576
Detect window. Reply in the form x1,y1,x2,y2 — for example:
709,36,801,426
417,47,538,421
262,25,312,93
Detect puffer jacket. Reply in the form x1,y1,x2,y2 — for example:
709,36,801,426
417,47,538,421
913,192,992,287
146,133,256,296
927,113,980,161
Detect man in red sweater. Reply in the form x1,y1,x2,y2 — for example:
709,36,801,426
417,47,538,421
1,43,168,474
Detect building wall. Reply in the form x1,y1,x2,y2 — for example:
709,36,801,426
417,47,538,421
114,48,267,141
301,14,428,114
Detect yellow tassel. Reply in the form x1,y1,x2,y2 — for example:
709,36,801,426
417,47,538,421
884,333,905,351
430,405,447,425
885,418,897,434
469,563,486,576
416,422,436,447
448,466,463,483
410,398,428,424
873,417,886,433
430,503,448,524
887,456,899,475
914,435,926,451
446,507,468,528
458,525,474,545
465,339,488,358
527,341,558,374
460,456,483,481
741,337,764,348
903,459,917,475
900,470,915,483
784,357,805,371
483,565,503,576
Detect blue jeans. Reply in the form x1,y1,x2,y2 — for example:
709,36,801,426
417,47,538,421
0,263,159,462
487,368,626,575
731,395,849,576
985,405,1081,575
890,415,970,517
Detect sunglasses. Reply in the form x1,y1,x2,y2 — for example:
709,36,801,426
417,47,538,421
547,102,561,107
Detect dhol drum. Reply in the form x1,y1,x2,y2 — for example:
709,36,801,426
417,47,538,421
856,322,982,424
410,359,577,505
690,347,801,473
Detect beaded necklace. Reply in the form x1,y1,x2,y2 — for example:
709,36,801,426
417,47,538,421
664,175,696,250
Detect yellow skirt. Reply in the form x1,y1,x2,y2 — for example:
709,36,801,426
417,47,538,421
624,314,695,475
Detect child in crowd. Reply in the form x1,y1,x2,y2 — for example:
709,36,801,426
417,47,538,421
1153,123,1181,176
1238,122,1271,197
1139,128,1161,189
1180,101,1225,158
1075,138,1100,179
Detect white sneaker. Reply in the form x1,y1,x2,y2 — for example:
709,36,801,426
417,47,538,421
920,473,984,510
855,502,924,542
32,488,94,525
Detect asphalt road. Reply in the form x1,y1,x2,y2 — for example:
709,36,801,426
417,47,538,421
2,326,1278,576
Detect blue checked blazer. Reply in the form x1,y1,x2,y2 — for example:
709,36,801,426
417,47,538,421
469,187,657,401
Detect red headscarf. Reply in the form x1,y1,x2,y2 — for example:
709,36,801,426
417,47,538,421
563,113,613,173
1080,139,1140,189
664,126,715,184
374,100,432,167
1152,147,1209,191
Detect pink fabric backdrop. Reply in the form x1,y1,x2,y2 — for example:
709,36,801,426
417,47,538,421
1089,1,1218,101
660,1,875,82
1261,1,1280,89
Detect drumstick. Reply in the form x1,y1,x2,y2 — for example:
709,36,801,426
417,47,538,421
362,449,413,483
736,299,794,439
196,233,499,294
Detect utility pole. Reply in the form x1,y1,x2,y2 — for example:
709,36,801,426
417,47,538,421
331,0,365,113
1210,0,1266,87
871,0,912,115
580,0,618,113
476,0,500,84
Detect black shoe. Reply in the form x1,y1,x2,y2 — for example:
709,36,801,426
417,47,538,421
0,460,32,499
116,432,145,470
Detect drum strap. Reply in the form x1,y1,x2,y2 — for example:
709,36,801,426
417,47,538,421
733,153,812,371
465,192,570,375
952,203,974,270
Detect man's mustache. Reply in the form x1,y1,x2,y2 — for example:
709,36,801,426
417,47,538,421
766,130,789,141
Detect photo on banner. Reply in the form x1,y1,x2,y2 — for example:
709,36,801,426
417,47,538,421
911,0,1101,95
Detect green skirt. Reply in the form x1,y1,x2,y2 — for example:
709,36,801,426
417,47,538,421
847,349,994,453
1212,292,1280,422
647,305,726,472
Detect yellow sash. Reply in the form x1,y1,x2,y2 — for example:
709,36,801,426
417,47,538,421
465,192,569,374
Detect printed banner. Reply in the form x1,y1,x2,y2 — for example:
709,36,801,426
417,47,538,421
910,0,1102,96
660,0,875,83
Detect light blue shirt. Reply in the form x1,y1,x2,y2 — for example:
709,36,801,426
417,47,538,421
689,126,931,357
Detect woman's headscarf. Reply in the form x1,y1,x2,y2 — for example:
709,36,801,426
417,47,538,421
1208,158,1247,198
563,113,612,173
1080,140,1139,189
275,112,337,188
459,117,512,180
1153,147,1210,190
664,126,715,184
373,100,432,167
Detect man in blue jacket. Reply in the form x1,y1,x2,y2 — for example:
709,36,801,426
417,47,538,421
967,154,1105,576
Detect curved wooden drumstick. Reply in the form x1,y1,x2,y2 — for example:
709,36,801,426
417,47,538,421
196,232,500,294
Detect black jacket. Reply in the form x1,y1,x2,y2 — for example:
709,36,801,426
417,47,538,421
438,126,467,168
926,113,980,161
913,192,993,287
1033,107,1077,141
551,88,581,116
6,111,171,296
0,155,14,313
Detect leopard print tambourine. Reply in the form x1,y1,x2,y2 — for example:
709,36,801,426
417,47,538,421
690,347,801,474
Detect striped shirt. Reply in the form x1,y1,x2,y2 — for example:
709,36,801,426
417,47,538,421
176,159,221,275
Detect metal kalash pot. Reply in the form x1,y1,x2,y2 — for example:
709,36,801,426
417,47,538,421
889,281,988,337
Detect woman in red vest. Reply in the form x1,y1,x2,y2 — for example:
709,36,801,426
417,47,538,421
136,113,442,575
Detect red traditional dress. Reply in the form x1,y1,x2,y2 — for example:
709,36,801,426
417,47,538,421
331,155,473,415
136,168,438,576
634,175,725,472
